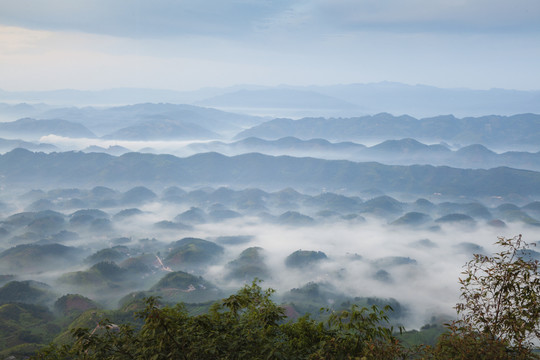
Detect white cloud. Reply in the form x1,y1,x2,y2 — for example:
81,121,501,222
0,0,292,38
0,1,539,91
310,0,540,33
1,0,539,40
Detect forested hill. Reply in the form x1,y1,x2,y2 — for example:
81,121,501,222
1,149,539,196
235,113,540,147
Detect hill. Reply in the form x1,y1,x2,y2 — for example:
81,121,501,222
188,137,540,171
0,281,57,306
285,250,328,268
391,212,432,226
120,271,222,306
0,302,57,356
0,118,96,139
235,113,540,148
3,83,540,117
194,88,358,117
1,149,540,196
103,118,220,140
53,294,100,317
39,102,263,137
226,247,270,281
0,138,57,153
165,238,224,270
0,244,83,274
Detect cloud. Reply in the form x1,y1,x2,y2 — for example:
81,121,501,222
0,0,292,38
309,0,540,34
0,1,539,92
1,0,539,40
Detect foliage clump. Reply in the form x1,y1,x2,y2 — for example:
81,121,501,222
285,249,327,268
33,281,407,359
438,235,540,359
27,235,540,359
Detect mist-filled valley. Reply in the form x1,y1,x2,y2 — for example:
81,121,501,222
0,91,540,356
3,0,540,356
1,183,538,317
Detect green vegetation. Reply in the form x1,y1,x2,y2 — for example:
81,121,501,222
32,274,540,359
447,235,540,358
85,247,129,265
54,294,100,317
278,211,315,226
119,256,153,274
434,213,476,225
33,281,410,360
0,281,57,307
226,247,270,281
0,303,58,358
282,282,403,322
59,261,127,288
165,238,224,270
0,236,536,358
285,250,327,268
391,212,432,226
56,261,145,307
119,271,222,306
0,243,82,273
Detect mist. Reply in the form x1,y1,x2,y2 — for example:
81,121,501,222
1,1,540,355
14,133,534,175
0,84,538,348
1,182,537,329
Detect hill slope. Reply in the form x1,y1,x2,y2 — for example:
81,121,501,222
235,113,540,148
1,149,539,196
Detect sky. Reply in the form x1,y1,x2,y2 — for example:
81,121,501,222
0,0,539,91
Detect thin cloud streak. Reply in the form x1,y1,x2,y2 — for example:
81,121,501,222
0,1,539,91
1,0,539,38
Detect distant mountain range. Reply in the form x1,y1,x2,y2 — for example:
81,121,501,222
0,118,96,140
2,82,540,118
188,137,540,171
235,113,540,149
193,88,359,117
1,106,539,151
188,137,365,157
1,149,539,197
305,83,540,118
102,118,220,140
2,131,538,173
0,138,57,153
0,103,264,138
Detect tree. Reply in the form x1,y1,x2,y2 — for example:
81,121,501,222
439,235,540,359
32,280,405,359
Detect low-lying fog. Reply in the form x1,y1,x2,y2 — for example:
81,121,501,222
1,186,537,330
